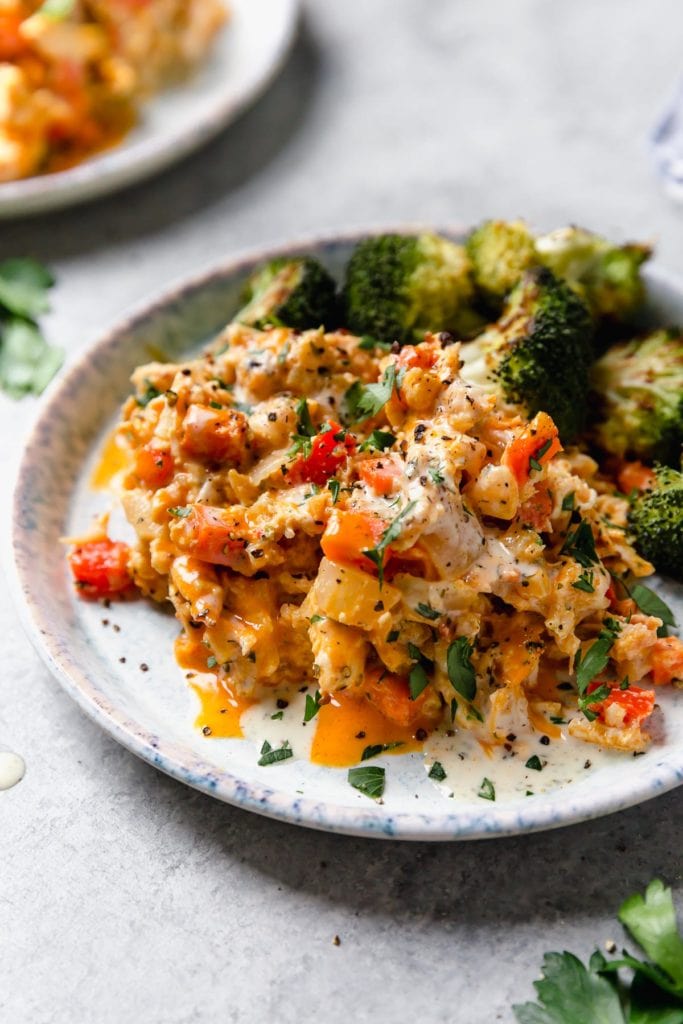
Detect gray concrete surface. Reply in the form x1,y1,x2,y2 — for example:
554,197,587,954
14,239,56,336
2,1,683,1021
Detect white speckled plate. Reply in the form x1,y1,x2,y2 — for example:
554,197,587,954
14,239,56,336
0,0,298,219
10,230,683,839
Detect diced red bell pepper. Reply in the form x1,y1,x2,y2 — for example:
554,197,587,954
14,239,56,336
287,421,356,486
69,539,132,599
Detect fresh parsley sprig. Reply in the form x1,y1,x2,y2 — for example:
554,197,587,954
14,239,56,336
513,879,683,1023
0,258,63,399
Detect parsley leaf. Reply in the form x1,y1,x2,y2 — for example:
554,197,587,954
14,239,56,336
0,258,61,397
561,518,600,569
0,318,63,398
572,570,595,593
525,755,543,771
478,777,495,801
257,741,293,766
447,636,476,701
363,500,416,586
428,761,447,782
0,258,54,318
304,690,322,722
529,438,553,474
361,742,403,761
288,398,317,459
415,602,441,620
348,765,385,799
561,491,576,512
345,364,400,422
428,465,445,485
327,479,341,503
575,620,621,699
630,584,677,631
168,506,192,518
619,880,683,991
359,429,396,452
513,951,626,1023
408,663,429,700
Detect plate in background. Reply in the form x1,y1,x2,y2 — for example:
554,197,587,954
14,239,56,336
0,0,299,219
10,230,683,839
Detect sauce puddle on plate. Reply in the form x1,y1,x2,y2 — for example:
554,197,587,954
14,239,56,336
0,750,26,791
176,635,618,794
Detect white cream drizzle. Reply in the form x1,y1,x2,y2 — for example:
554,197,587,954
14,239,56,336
423,725,620,801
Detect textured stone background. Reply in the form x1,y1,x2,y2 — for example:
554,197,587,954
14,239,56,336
2,1,683,1021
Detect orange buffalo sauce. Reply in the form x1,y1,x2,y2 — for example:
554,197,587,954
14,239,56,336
175,633,254,739
310,693,423,767
90,430,129,490
175,633,427,762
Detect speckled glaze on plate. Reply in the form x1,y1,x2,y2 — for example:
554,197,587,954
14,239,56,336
10,230,683,840
0,0,298,219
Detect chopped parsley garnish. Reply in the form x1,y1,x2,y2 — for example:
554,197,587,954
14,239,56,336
363,500,416,586
571,569,595,593
288,398,317,459
560,517,599,568
209,400,223,410
407,642,434,700
629,583,676,632
136,382,161,407
408,663,429,700
358,335,392,352
206,655,217,669
478,777,495,801
257,740,293,766
525,755,543,771
270,711,284,720
359,429,396,452
304,690,322,722
348,765,385,799
428,761,447,782
428,465,445,485
344,363,402,422
574,618,622,716
328,479,341,503
561,491,575,511
528,438,553,473
450,698,458,723
309,614,325,625
361,742,403,761
467,704,484,723
415,602,441,621
447,636,476,701
168,506,192,518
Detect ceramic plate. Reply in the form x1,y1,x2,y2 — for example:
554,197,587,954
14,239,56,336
0,0,298,219
10,231,683,840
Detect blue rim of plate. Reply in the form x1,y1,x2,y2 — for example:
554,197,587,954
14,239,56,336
0,0,299,218
10,228,683,840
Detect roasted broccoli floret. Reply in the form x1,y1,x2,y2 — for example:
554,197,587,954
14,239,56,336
628,465,683,580
466,219,536,304
590,328,683,465
535,226,651,322
237,257,339,331
460,267,594,441
343,233,475,345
